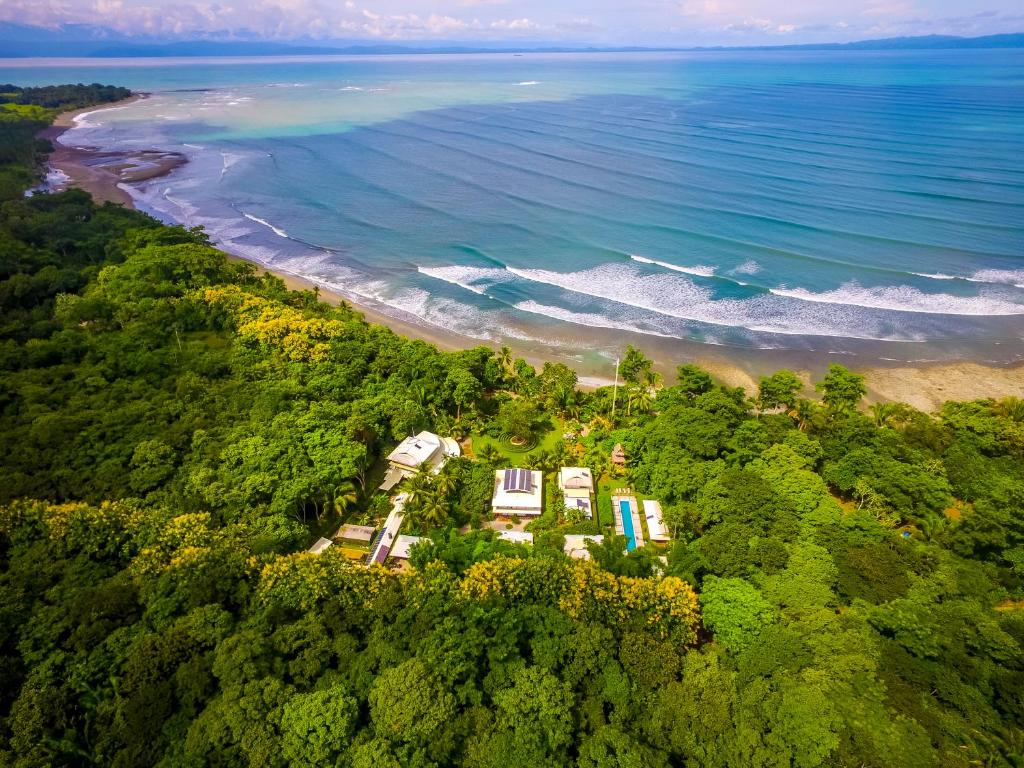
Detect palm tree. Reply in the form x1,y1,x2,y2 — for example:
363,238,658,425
330,481,359,517
629,385,654,416
477,443,504,467
497,346,516,383
434,467,458,500
528,448,558,474
405,462,435,508
410,489,450,531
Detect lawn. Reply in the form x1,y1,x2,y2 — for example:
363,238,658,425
596,475,616,532
470,417,564,464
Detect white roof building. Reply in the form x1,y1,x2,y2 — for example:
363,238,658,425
391,534,424,560
492,468,543,517
643,500,670,542
564,534,603,560
498,530,534,545
380,431,460,490
564,495,593,520
558,466,594,496
308,537,333,554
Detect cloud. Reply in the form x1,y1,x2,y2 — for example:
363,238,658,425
0,0,1020,44
722,17,797,34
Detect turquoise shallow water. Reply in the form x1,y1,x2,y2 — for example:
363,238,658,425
4,51,1023,363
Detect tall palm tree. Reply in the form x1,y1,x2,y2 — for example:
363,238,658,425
478,443,505,467
330,481,359,517
629,385,654,416
416,490,450,531
497,346,516,383
434,468,458,500
405,462,435,508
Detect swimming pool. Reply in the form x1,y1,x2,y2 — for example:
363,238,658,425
619,500,637,551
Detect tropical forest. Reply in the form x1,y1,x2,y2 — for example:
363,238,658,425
0,85,1022,768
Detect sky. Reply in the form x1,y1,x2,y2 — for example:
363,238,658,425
3,0,1023,47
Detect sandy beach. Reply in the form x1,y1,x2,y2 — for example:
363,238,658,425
39,95,185,206
43,101,1024,410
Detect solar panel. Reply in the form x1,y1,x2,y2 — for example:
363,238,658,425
516,470,533,493
503,468,516,491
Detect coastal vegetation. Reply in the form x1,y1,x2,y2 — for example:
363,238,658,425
1,85,1023,767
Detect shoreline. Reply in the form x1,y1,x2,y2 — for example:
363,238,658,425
39,93,186,206
44,101,1024,410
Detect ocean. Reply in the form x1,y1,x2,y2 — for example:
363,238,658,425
4,50,1023,368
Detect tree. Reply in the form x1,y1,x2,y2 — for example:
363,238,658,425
445,368,483,419
756,370,802,412
620,345,653,384
816,364,866,415
496,346,516,382
493,666,574,757
699,576,775,653
477,443,505,467
369,659,456,747
675,364,714,399
281,685,359,767
626,384,653,416
496,398,540,440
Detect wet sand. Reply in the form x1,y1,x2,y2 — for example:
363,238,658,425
45,101,1024,408
40,95,185,206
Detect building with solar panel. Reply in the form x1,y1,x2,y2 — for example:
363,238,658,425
558,466,595,519
491,467,544,517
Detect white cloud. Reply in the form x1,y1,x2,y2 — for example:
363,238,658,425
0,0,1020,44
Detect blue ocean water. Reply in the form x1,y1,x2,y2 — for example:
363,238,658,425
4,51,1023,363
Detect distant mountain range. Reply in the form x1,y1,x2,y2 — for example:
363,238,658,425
0,23,1022,58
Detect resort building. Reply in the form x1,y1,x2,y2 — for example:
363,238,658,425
333,524,376,545
308,537,333,554
558,466,595,519
391,534,424,561
379,431,460,491
491,468,543,517
564,534,603,560
642,500,671,542
498,530,534,546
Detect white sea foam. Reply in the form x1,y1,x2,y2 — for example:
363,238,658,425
769,282,1024,316
417,265,510,295
629,254,715,277
518,81,540,86
243,213,289,239
502,263,969,340
733,259,761,275
338,86,364,92
970,269,1024,288
913,269,1024,288
513,300,677,340
220,151,247,178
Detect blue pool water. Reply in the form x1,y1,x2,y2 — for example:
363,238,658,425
619,500,637,551
4,50,1022,363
